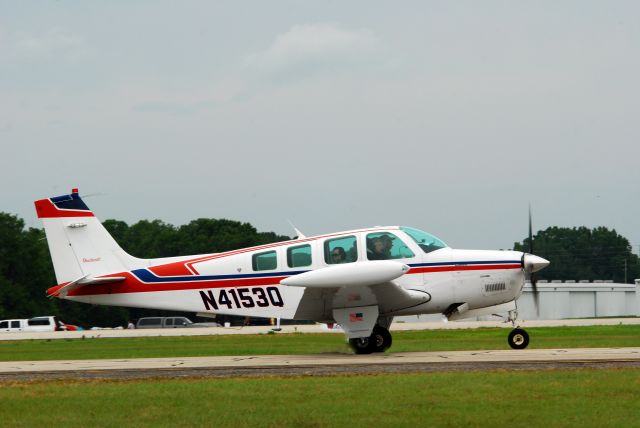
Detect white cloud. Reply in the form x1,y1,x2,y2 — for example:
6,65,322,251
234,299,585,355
243,23,379,78
13,28,86,59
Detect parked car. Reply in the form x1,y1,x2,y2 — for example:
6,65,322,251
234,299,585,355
0,319,24,332
135,317,219,329
0,316,63,332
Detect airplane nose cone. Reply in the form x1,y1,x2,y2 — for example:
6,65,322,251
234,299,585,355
524,254,550,273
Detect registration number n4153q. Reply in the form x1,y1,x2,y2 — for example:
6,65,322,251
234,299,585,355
199,287,284,310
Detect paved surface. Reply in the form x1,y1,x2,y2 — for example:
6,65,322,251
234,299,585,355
2,318,639,341
1,347,639,381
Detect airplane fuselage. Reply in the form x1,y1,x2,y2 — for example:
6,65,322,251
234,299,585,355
48,226,526,322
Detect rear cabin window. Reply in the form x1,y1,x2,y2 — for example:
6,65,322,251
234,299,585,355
0,321,7,328
287,244,312,268
253,250,277,271
325,236,358,264
165,318,174,326
11,321,19,328
366,232,415,260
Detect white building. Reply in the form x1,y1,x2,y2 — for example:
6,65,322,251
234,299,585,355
397,279,640,322
515,279,640,320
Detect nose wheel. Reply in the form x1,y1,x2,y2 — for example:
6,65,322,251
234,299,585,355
508,328,530,349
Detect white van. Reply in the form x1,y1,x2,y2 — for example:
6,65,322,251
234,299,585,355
0,316,62,333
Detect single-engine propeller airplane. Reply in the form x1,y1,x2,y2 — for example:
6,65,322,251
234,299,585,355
35,189,549,353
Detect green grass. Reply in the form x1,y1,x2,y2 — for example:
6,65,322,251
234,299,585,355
1,369,639,427
1,325,639,362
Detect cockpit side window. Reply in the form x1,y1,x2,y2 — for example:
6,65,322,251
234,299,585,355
325,236,358,264
400,226,447,254
366,232,415,260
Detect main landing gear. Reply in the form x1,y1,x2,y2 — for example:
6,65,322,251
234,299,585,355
349,325,393,354
506,309,530,350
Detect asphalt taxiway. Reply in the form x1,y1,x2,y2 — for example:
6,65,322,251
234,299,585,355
1,347,639,381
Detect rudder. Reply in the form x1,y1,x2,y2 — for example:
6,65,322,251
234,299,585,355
35,189,142,284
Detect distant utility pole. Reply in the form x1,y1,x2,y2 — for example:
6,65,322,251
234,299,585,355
624,258,628,283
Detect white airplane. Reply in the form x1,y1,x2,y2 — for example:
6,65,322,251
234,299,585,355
35,189,549,354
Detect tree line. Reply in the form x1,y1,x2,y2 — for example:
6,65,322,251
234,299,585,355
513,226,640,283
0,211,638,327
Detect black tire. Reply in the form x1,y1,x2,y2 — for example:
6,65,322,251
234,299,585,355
371,326,392,353
349,337,373,354
508,328,530,349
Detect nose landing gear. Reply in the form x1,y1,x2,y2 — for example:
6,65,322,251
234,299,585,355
506,309,530,350
508,328,530,349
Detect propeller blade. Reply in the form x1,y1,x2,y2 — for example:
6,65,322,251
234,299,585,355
531,271,539,316
528,204,534,255
528,205,539,315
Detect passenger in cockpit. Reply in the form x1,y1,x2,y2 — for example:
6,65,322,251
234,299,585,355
368,237,391,260
331,246,347,263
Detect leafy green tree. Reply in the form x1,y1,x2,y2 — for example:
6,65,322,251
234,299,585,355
514,226,640,283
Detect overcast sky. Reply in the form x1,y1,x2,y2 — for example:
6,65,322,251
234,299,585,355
1,1,639,252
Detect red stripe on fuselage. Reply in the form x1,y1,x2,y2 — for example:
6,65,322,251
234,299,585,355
55,271,288,297
408,264,522,274
148,263,194,276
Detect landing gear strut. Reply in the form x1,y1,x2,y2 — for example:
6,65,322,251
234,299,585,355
349,325,392,354
506,309,530,350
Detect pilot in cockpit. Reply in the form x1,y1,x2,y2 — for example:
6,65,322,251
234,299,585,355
368,235,393,260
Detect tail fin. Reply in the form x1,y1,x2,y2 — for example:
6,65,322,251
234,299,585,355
35,188,142,284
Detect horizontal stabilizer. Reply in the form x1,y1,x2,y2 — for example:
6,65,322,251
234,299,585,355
48,275,126,298
281,261,409,288
78,276,126,285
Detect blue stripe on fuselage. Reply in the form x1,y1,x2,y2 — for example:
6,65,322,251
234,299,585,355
131,268,309,283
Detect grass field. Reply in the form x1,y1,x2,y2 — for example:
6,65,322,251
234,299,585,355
1,324,639,361
1,369,639,427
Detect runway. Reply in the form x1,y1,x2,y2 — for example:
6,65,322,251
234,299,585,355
2,347,639,381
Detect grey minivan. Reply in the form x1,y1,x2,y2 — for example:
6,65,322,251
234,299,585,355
136,317,194,329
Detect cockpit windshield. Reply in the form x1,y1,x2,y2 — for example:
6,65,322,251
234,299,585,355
400,226,447,254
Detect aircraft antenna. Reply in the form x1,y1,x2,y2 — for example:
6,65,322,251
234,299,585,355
287,220,306,239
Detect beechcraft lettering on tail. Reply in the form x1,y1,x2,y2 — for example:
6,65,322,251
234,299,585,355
35,189,549,353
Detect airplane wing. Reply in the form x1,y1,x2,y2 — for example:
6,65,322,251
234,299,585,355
48,275,126,298
283,261,431,328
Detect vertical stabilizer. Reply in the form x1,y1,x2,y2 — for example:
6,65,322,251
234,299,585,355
34,189,142,284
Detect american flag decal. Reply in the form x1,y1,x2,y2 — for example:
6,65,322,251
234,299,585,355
349,312,364,322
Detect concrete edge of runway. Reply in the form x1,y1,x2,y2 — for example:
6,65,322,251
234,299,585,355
2,317,639,341
2,347,639,381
